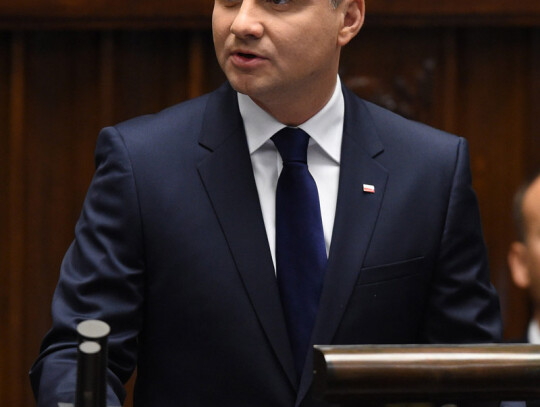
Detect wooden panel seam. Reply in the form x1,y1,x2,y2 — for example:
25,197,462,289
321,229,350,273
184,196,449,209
188,31,204,100
529,30,540,175
99,31,114,127
7,30,26,406
441,28,458,134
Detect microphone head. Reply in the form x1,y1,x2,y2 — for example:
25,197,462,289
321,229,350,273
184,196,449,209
79,341,101,355
77,320,111,341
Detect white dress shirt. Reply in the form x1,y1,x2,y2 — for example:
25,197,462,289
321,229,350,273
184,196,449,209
238,77,345,270
527,319,540,344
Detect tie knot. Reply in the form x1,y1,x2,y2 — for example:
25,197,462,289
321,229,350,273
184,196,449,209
272,127,310,164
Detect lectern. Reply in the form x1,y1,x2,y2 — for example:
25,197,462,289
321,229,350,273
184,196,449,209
312,344,540,406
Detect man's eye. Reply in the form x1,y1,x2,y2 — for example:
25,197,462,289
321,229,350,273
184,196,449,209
222,0,241,6
267,0,291,5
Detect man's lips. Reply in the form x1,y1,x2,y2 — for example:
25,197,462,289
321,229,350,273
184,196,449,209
232,49,265,58
236,52,259,59
230,51,268,68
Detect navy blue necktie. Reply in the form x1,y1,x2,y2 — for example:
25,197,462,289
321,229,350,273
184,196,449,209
272,127,327,379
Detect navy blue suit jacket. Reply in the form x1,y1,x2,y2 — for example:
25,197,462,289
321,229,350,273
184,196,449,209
30,83,501,407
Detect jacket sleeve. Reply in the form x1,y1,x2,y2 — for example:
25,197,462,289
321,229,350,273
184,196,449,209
421,137,502,343
29,126,145,407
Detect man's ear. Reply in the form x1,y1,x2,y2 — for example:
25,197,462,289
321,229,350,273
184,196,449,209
337,0,365,47
508,241,531,289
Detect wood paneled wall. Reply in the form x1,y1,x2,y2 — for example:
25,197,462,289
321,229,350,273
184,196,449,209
1,2,539,406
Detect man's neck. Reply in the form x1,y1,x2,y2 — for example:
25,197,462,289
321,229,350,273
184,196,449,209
249,77,339,127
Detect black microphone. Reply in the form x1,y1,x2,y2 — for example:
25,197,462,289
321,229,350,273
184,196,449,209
75,320,110,407
75,341,101,407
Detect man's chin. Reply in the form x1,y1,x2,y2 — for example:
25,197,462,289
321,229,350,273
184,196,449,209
225,75,288,110
225,73,268,96
227,78,257,97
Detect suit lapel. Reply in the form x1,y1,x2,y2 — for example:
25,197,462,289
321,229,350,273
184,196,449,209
196,84,297,389
314,87,388,346
296,87,389,404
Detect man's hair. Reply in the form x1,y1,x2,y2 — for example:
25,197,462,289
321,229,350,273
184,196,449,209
330,0,343,8
513,169,540,242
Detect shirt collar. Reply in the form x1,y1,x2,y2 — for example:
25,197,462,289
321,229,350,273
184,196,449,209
238,76,344,164
528,319,540,344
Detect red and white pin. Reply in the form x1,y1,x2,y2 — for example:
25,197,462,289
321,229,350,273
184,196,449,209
363,184,375,194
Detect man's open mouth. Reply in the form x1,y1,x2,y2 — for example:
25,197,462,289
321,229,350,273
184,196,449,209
238,52,258,59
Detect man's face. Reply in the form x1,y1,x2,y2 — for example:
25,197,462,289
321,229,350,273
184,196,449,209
522,178,540,304
212,0,346,107
509,177,540,308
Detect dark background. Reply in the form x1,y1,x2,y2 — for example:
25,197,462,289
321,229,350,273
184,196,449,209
1,0,539,405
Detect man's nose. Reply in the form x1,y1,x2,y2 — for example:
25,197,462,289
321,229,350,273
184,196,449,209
230,1,264,39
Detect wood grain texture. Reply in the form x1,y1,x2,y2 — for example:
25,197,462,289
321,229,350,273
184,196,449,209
341,27,445,128
6,32,26,407
1,0,540,27
530,31,540,177
440,29,458,135
313,344,540,403
364,1,540,27
110,31,191,122
453,28,531,338
0,31,10,406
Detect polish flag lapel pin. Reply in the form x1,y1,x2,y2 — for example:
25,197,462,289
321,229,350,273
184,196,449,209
363,184,375,194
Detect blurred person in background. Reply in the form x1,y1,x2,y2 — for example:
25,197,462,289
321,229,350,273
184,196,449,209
508,170,540,343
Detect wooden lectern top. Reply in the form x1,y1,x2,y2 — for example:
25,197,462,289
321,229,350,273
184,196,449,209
313,344,540,403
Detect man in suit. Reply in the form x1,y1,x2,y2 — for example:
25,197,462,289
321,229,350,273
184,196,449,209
508,171,540,343
30,0,502,406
